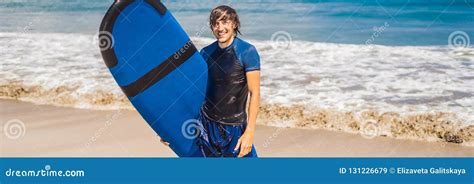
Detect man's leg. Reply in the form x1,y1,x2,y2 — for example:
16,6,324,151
196,111,220,157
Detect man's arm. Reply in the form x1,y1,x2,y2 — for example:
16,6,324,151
235,70,260,157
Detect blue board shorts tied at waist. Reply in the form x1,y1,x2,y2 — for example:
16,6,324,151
196,109,258,158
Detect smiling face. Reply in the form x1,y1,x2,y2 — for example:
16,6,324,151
209,5,241,48
211,15,235,44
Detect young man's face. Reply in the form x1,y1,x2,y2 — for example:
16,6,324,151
211,15,235,44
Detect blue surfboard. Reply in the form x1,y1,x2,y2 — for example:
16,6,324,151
98,0,207,157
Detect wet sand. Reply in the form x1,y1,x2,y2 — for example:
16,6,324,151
1,99,473,157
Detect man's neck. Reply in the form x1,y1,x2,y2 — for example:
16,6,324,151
218,36,235,49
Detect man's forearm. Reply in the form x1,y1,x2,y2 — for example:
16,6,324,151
246,92,260,132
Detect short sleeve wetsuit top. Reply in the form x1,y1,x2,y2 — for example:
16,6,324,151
200,37,260,125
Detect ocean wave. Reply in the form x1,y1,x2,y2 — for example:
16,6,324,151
0,83,133,110
1,32,473,146
259,104,473,146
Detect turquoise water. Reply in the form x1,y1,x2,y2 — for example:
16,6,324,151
1,0,473,45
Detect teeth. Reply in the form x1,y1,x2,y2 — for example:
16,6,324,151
216,31,227,37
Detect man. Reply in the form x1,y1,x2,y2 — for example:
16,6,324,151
198,5,260,157
161,5,260,157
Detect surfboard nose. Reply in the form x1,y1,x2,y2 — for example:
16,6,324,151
98,0,169,69
102,0,189,87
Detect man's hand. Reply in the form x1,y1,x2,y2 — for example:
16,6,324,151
234,129,255,157
160,138,170,146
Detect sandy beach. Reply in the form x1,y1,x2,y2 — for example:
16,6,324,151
1,99,472,157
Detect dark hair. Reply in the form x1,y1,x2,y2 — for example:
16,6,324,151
209,5,241,36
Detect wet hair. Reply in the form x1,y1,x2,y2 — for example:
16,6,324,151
209,5,241,36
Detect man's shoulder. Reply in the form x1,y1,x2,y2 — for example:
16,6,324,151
233,37,259,61
233,37,260,71
234,37,257,53
201,41,218,55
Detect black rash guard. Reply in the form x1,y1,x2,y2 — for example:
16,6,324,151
200,37,260,125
